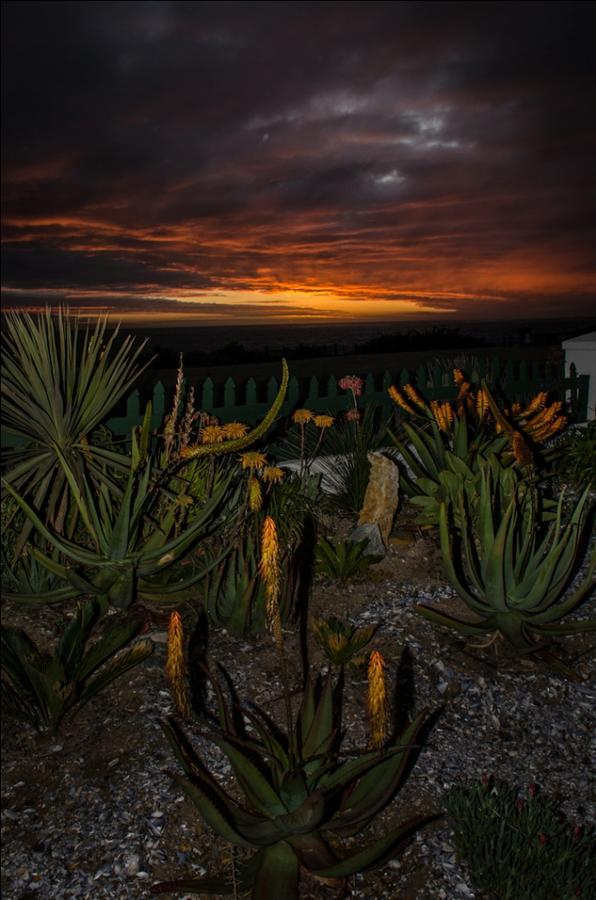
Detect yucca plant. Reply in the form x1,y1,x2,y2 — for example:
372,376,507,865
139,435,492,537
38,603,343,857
1,597,153,734
315,536,382,581
444,777,595,900
312,616,376,667
1,307,151,552
152,666,435,899
417,462,596,656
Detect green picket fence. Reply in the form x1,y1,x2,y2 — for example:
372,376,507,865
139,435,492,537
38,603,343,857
0,357,589,449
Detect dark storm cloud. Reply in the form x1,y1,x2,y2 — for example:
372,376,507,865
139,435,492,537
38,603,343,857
2,1,595,319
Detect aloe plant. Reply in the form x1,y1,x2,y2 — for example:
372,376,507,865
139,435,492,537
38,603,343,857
312,616,376,667
2,445,237,608
417,462,596,655
203,539,268,635
152,666,435,899
1,598,153,734
1,307,151,551
315,536,382,581
2,362,290,609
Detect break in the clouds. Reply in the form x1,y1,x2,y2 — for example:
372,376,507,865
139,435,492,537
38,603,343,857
2,1,595,322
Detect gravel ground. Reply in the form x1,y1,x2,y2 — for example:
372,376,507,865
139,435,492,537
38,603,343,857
2,540,595,899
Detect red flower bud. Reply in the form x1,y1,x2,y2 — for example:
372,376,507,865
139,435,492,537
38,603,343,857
528,783,538,797
538,834,548,845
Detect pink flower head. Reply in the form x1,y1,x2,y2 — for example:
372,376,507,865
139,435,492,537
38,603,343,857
339,375,364,397
538,834,548,845
345,408,361,422
528,783,538,797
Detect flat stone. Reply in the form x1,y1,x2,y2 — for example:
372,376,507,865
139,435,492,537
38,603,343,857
349,522,386,558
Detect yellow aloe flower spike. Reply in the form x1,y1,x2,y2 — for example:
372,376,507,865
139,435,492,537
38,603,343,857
165,612,191,719
248,476,263,511
367,650,388,750
259,516,283,646
388,385,415,414
476,388,489,420
240,450,268,470
430,400,445,431
403,384,427,410
521,391,548,417
453,368,466,386
511,431,534,467
292,408,314,424
457,380,471,401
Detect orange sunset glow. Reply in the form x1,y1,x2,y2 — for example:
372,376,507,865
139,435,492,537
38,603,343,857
2,2,595,325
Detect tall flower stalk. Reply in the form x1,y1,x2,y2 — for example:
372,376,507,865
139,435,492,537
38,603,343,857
368,650,389,749
165,611,191,719
259,515,294,752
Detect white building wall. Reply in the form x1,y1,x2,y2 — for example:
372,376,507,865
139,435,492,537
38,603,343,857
562,332,596,421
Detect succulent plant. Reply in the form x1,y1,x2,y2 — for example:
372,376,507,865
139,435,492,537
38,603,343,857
152,666,435,899
417,461,596,656
1,598,153,734
314,536,382,581
2,362,290,609
444,777,595,900
387,377,566,526
1,307,150,552
312,616,376,667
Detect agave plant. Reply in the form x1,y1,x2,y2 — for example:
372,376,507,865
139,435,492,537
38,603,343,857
417,462,596,655
152,666,435,899
315,536,382,581
1,307,151,551
1,598,153,734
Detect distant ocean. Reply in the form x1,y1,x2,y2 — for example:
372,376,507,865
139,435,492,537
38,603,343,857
121,317,596,355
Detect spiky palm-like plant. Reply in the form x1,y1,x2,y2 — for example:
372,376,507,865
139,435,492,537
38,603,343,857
1,307,150,550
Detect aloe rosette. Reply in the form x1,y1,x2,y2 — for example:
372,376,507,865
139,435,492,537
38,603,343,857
418,463,595,653
152,668,435,898
1,597,153,733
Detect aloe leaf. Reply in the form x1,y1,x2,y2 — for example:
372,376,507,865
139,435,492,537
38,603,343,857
438,503,484,610
532,618,596,635
77,615,142,681
482,497,515,611
529,548,595,625
302,674,334,760
210,733,287,816
330,711,427,834
76,639,154,711
416,605,498,636
313,814,437,878
169,771,255,848
251,841,299,900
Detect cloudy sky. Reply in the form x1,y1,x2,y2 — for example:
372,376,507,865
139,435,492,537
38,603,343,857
2,1,595,323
